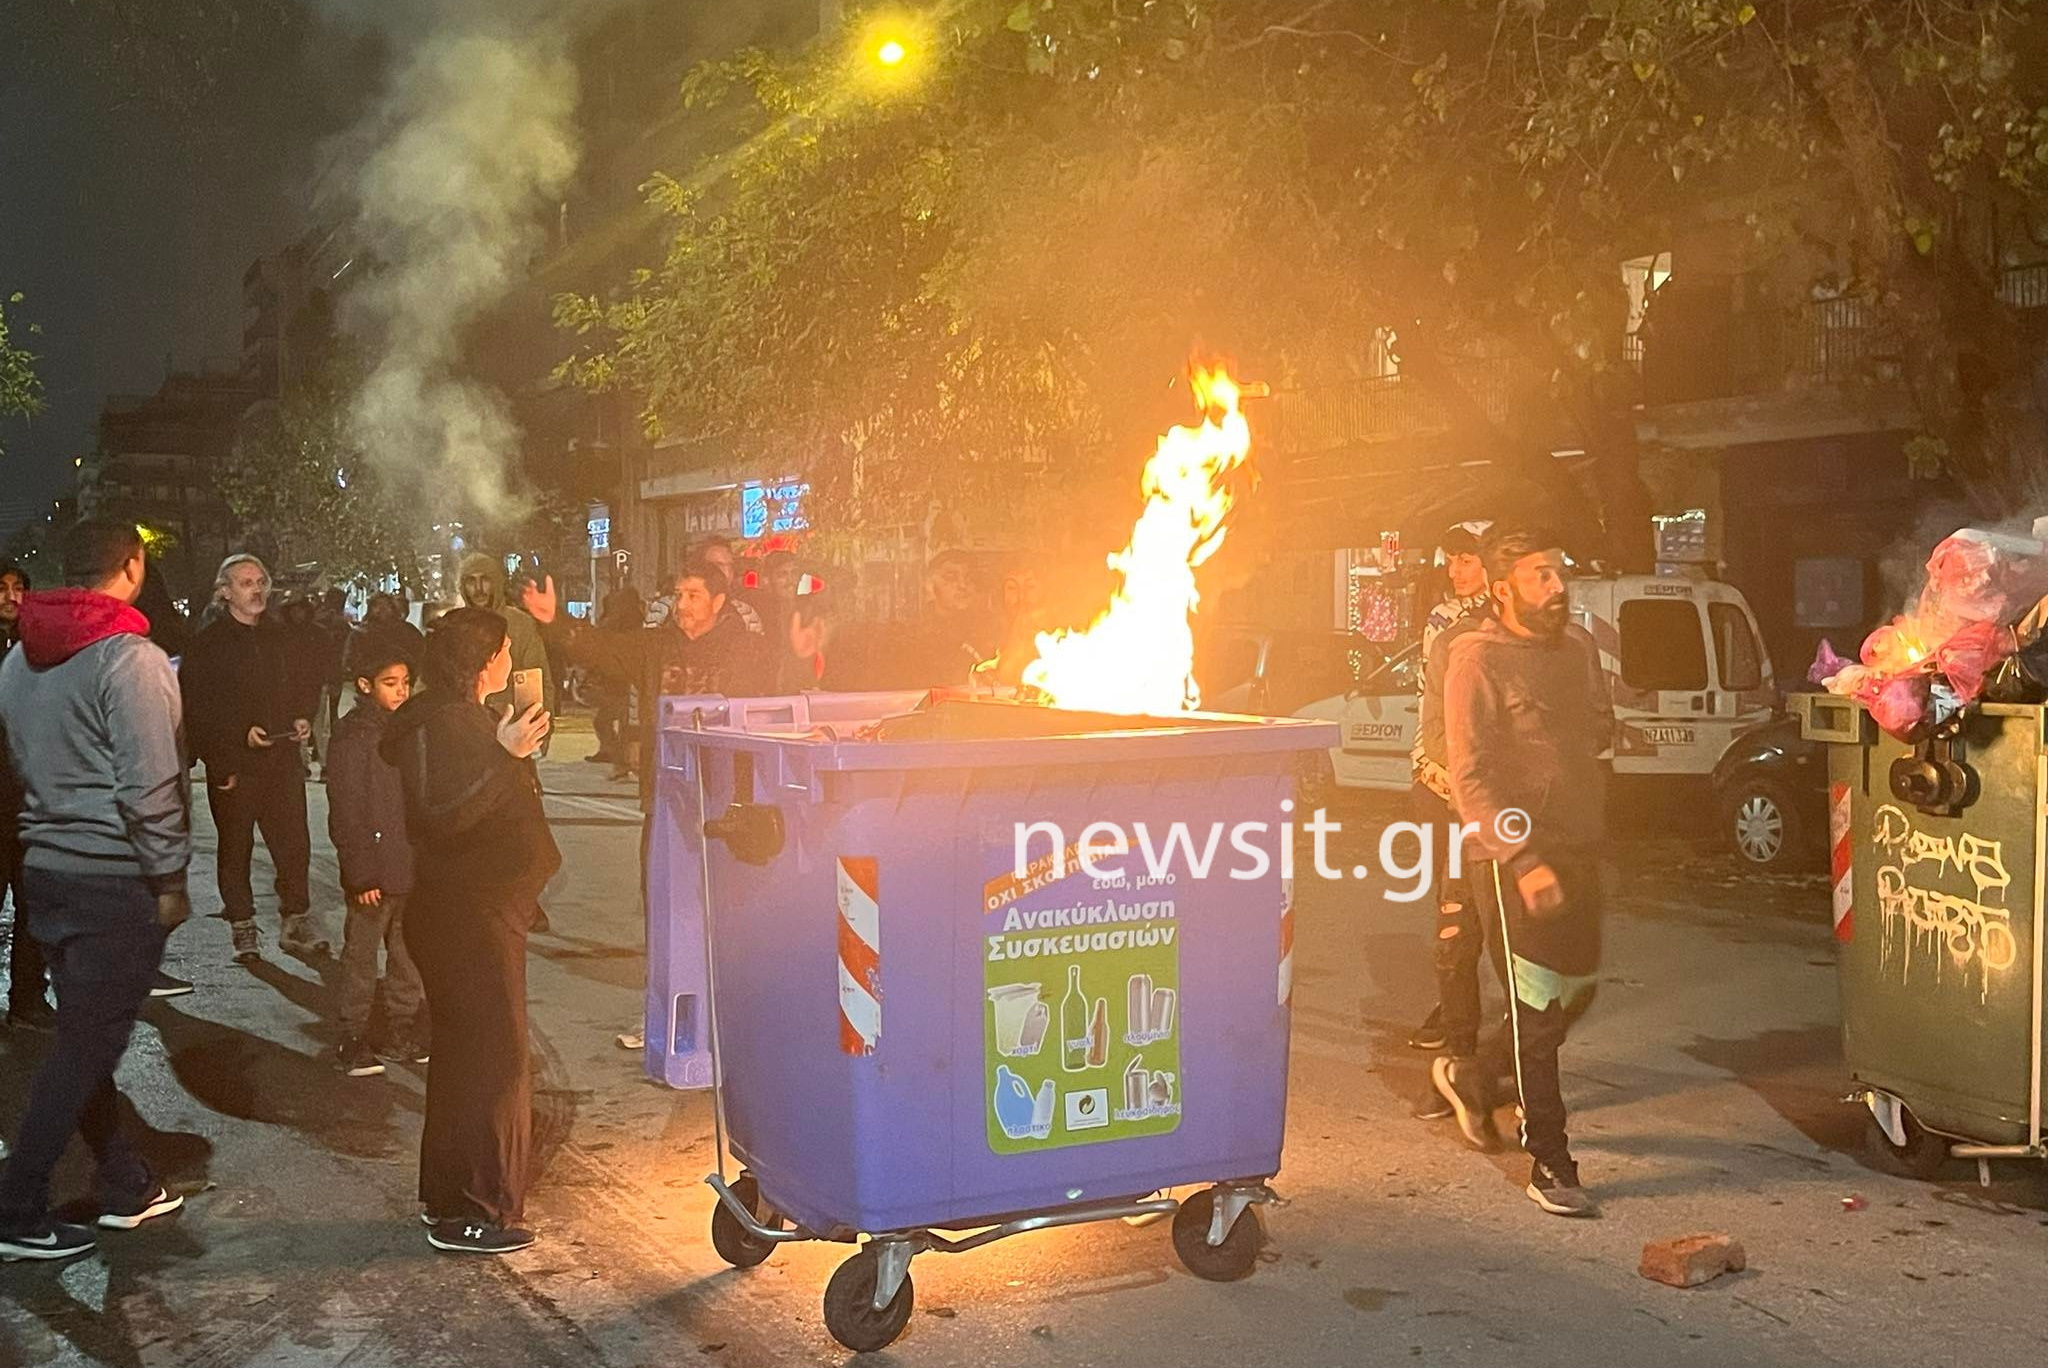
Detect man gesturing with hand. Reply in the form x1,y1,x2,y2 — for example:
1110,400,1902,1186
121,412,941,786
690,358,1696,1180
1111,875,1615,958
1434,525,1613,1219
0,519,193,1261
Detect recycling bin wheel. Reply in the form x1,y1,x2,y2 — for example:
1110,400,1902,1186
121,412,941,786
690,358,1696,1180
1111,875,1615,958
823,1247,915,1353
1171,1187,1261,1282
709,1173,777,1270
1864,1109,1950,1182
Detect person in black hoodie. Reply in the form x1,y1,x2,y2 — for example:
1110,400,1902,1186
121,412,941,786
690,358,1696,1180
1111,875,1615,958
0,559,52,1029
386,607,555,1255
326,637,425,1078
179,554,322,964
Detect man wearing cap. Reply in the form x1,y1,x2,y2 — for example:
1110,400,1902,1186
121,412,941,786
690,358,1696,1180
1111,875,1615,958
1407,522,1497,1060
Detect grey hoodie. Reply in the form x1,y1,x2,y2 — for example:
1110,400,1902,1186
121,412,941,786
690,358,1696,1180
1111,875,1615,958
0,589,190,892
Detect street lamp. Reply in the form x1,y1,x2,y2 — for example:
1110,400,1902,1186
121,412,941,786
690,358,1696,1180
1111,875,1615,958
875,37,907,67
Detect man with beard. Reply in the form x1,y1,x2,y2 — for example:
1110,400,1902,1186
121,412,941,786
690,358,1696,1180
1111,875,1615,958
458,554,553,727
182,555,322,964
1431,526,1612,1218
523,558,771,1051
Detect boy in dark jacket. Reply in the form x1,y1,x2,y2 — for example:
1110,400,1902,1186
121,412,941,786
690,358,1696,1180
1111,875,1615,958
326,639,426,1077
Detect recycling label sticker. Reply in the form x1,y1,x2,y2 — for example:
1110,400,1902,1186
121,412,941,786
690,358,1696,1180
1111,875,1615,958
982,841,1182,1155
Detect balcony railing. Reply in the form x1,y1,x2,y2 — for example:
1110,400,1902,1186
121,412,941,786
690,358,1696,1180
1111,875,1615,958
1641,295,1900,406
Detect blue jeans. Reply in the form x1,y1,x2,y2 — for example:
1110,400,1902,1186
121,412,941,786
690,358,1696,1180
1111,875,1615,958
0,867,165,1232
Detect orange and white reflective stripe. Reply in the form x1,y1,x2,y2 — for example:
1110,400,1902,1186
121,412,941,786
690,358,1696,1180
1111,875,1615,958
1829,783,1854,943
836,856,881,1055
1278,876,1295,1006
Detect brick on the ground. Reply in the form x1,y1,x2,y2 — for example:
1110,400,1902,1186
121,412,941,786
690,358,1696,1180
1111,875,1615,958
1639,1234,1747,1288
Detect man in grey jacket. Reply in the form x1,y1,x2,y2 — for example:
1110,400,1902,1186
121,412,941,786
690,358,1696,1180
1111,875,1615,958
0,519,192,1261
1432,525,1613,1219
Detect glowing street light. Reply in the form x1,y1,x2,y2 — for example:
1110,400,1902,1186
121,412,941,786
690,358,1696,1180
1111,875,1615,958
875,37,908,68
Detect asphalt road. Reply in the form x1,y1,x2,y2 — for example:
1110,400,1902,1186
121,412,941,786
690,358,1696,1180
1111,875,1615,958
2,725,2045,1367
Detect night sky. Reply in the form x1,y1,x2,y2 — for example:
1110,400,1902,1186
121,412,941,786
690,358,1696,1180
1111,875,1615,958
0,7,362,544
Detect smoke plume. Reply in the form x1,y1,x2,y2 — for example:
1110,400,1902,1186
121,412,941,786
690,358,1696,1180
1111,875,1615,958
322,1,581,522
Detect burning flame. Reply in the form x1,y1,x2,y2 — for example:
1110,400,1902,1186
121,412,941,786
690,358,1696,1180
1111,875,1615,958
1023,366,1251,714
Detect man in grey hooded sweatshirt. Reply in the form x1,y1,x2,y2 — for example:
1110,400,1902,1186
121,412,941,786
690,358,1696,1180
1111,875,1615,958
0,519,191,1262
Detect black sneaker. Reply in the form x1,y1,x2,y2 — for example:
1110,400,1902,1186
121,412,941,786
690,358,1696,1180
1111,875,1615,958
97,1186,184,1230
6,1000,57,1032
0,1222,97,1262
337,1038,385,1077
1431,1055,1501,1153
1407,1004,1447,1052
1412,1073,1455,1120
380,1036,430,1066
149,971,194,999
1525,1160,1598,1217
428,1220,534,1255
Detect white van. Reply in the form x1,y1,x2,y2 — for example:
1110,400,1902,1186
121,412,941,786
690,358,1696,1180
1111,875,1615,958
1203,575,1780,837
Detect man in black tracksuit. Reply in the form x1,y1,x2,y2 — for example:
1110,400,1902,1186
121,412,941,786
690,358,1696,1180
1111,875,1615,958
180,555,320,964
1433,526,1612,1218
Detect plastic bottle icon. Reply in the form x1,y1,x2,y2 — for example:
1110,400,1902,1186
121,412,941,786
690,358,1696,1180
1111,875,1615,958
1060,965,1089,1073
993,1066,1054,1140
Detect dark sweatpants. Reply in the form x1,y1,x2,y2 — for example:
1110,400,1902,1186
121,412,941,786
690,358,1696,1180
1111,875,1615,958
1475,850,1603,1175
1411,783,1507,1057
405,887,532,1227
206,755,311,924
0,868,163,1232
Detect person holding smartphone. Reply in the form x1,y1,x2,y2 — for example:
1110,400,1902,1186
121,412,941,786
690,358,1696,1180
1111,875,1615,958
386,607,556,1254
180,554,321,964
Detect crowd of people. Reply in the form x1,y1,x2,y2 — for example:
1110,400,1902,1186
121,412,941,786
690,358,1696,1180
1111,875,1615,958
0,512,1614,1266
0,524,1049,1262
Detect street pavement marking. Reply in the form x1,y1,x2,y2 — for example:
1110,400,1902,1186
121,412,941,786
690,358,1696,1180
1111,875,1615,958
542,791,643,823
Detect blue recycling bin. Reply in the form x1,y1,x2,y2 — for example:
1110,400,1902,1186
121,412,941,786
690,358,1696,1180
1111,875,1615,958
645,690,1336,1351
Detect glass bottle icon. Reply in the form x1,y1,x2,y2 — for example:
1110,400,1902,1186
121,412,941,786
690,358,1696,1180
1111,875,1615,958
1061,965,1088,1073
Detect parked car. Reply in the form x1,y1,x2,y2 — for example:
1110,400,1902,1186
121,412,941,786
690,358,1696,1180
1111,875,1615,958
1709,709,1827,869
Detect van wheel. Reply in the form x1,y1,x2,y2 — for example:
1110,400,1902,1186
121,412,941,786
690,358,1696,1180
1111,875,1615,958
1719,778,1799,868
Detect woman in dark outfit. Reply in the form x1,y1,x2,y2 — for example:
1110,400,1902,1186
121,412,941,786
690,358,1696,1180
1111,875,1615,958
386,607,555,1254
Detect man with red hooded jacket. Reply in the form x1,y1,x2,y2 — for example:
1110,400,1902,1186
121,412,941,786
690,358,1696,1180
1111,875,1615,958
0,520,191,1261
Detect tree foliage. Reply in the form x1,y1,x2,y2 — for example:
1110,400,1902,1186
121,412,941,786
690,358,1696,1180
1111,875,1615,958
216,348,431,588
0,293,45,458
559,0,2048,566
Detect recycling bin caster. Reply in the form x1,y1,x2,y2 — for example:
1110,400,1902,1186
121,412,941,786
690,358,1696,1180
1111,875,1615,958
663,692,1336,1351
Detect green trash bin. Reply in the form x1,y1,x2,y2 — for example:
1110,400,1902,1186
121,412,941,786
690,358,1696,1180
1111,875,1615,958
1797,692,2048,1177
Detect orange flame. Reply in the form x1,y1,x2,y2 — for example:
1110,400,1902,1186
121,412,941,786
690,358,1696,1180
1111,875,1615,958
1023,366,1251,714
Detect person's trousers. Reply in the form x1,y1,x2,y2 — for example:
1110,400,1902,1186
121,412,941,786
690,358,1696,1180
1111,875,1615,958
1475,850,1603,1174
206,758,311,924
405,888,532,1227
340,893,424,1038
0,868,164,1232
1,831,48,1013
593,690,626,760
1411,784,1506,1057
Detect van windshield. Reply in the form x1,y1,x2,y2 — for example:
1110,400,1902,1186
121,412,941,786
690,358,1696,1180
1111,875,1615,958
1618,600,1708,692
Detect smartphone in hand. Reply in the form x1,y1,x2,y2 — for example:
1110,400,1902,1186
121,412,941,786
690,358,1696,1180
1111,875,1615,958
511,669,543,714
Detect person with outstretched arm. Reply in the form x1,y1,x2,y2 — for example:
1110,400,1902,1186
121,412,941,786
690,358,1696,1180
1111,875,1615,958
1431,525,1613,1218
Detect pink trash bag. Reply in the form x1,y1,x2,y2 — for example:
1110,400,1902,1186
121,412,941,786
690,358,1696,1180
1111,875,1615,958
1934,619,2014,704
